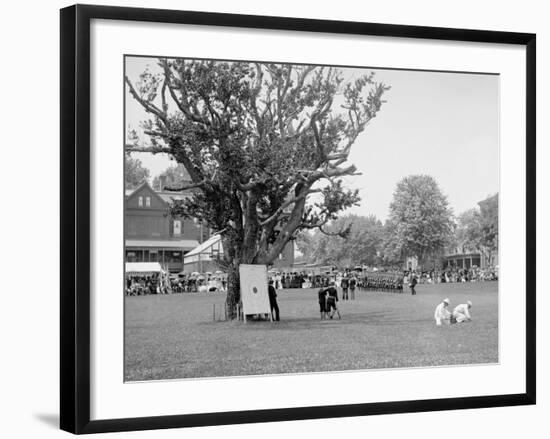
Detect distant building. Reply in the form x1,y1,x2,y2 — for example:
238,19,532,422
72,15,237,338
125,182,209,273
445,252,482,270
125,181,294,273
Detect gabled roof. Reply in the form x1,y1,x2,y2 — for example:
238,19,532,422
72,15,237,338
125,239,199,250
126,181,194,205
125,181,168,207
185,234,223,257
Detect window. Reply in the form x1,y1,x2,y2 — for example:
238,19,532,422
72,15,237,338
145,196,151,207
165,251,182,263
138,196,143,207
173,220,182,235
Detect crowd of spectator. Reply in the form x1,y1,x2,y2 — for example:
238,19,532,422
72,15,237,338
125,272,228,296
268,264,498,292
170,273,227,293
126,264,498,296
125,274,167,296
412,266,499,284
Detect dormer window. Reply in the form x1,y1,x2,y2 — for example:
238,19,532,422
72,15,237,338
138,196,143,207
145,196,151,207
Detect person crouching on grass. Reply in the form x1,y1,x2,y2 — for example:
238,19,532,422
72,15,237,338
434,298,451,326
318,287,328,319
451,300,472,324
326,281,341,320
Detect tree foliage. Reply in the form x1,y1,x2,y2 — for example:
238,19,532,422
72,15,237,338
455,208,482,253
126,59,390,315
455,194,498,263
125,155,150,190
297,214,384,267
152,163,192,190
384,175,454,262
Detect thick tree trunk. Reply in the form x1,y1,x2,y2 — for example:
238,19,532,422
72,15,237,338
225,263,241,320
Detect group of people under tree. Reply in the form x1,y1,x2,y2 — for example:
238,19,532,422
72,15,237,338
126,274,170,296
126,272,229,296
170,273,227,294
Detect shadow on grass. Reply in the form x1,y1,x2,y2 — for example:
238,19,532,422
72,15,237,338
197,310,395,330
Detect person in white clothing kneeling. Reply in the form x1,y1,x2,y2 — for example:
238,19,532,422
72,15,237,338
452,300,472,323
434,298,451,326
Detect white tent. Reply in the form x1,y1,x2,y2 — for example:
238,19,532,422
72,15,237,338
125,262,164,276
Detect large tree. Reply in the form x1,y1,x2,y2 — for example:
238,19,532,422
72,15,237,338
126,59,389,317
384,175,454,264
125,155,150,190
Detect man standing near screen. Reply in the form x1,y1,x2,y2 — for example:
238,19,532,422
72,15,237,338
268,280,280,321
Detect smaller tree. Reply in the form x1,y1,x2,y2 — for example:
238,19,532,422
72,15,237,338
297,214,384,267
125,155,150,190
455,208,483,254
454,194,498,265
478,194,498,264
384,175,454,264
152,163,192,190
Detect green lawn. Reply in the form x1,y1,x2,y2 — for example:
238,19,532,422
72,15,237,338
124,282,498,381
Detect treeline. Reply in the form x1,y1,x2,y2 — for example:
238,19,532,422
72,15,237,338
297,175,498,268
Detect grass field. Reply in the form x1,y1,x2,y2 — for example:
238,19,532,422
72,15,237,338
124,282,498,381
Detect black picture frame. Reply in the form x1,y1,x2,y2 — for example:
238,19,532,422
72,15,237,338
60,4,536,434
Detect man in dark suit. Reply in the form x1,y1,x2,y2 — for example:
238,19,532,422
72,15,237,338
318,287,328,319
409,272,418,295
268,280,280,321
325,281,341,319
341,274,349,300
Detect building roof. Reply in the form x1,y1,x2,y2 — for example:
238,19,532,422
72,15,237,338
125,181,168,207
126,239,199,250
157,191,193,203
125,182,194,202
445,252,481,258
185,234,222,257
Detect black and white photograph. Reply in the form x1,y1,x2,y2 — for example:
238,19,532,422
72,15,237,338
0,0,545,436
123,56,499,382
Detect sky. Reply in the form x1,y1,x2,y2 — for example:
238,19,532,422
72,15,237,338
125,57,499,221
